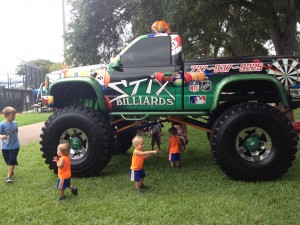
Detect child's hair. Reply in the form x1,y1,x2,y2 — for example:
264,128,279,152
58,143,71,156
2,106,16,118
168,127,177,135
132,135,144,145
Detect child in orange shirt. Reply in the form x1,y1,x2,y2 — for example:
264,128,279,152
53,143,78,200
166,127,181,168
130,136,158,194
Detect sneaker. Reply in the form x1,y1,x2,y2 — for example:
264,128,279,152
140,184,147,189
58,195,66,201
71,187,78,196
5,177,13,183
136,189,142,194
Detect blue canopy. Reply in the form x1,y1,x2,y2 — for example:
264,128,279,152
32,87,47,95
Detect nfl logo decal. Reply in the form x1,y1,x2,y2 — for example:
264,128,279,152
189,81,199,92
190,95,206,104
201,80,211,92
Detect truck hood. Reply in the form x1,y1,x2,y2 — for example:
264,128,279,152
46,64,108,86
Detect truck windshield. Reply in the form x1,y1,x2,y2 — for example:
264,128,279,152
120,36,171,67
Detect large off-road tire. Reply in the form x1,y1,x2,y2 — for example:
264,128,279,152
40,106,113,177
112,120,136,155
207,101,241,141
210,102,298,181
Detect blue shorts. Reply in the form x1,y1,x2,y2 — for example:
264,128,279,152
2,148,19,165
130,169,146,182
56,178,71,190
169,153,181,161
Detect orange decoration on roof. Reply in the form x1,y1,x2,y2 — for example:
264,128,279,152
151,21,171,34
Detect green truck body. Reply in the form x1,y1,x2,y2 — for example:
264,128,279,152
39,33,300,181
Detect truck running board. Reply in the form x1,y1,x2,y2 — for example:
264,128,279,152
111,116,212,135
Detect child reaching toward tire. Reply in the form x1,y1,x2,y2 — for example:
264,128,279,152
53,142,78,200
130,136,159,194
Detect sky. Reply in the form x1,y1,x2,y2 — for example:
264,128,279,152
0,0,68,75
0,1,298,77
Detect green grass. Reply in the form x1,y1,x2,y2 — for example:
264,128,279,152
294,109,300,121
0,109,299,224
14,112,53,126
1,122,300,224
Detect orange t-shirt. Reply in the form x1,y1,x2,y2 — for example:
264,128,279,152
58,155,71,179
130,149,144,170
169,136,180,154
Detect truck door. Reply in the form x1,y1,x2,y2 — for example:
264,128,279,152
107,35,181,112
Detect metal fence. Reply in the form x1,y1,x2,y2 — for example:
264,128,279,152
17,59,45,90
0,87,37,113
0,59,46,113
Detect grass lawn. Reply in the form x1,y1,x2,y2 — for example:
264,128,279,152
0,112,53,127
1,118,300,224
15,112,53,126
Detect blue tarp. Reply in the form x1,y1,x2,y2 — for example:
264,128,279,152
32,87,47,95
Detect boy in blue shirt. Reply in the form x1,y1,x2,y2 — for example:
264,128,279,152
0,106,20,183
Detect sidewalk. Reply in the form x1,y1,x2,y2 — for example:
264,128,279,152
18,122,45,145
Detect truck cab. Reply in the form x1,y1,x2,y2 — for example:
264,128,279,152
105,33,184,112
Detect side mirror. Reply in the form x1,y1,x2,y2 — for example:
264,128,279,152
111,58,123,72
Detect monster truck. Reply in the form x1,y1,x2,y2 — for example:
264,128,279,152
39,33,300,181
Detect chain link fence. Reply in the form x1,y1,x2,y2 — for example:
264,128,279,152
0,87,36,113
0,60,45,112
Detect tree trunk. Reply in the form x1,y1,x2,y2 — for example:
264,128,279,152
231,5,246,56
266,0,298,55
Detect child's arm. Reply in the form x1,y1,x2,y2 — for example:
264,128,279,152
177,125,188,138
144,155,151,160
0,134,7,140
179,139,183,152
166,139,171,152
53,157,65,169
135,150,158,156
182,125,188,137
149,127,153,137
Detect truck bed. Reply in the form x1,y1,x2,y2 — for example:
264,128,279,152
185,55,300,77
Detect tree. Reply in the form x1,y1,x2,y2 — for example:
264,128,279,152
129,0,270,58
49,62,63,72
241,0,300,55
65,0,135,66
65,0,300,64
15,59,57,89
